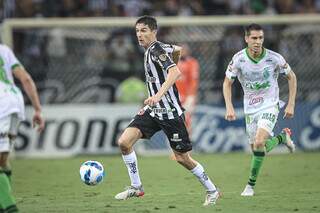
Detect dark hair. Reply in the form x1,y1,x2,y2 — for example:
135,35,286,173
135,15,157,31
245,23,263,36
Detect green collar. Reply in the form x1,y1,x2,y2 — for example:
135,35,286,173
245,47,266,64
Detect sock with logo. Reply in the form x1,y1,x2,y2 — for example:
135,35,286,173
247,150,265,187
0,171,18,212
265,133,286,153
191,163,217,192
122,151,142,188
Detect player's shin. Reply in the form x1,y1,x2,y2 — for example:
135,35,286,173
265,134,286,152
122,151,142,188
248,150,265,187
3,170,12,184
0,171,18,212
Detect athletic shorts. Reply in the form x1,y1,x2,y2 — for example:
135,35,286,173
0,113,20,152
245,105,279,144
128,110,192,153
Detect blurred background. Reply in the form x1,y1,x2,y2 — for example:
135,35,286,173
0,0,319,157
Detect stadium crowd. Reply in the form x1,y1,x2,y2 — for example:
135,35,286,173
0,0,319,104
0,0,319,20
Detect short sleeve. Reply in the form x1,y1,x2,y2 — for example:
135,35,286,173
225,56,239,80
3,45,21,69
150,43,175,72
277,54,291,75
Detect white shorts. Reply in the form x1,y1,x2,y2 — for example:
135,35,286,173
0,114,20,152
245,106,279,144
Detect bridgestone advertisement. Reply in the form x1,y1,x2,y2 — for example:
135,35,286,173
15,103,320,157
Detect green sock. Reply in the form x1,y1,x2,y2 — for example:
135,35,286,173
0,172,18,212
3,170,12,184
248,151,265,187
265,133,286,153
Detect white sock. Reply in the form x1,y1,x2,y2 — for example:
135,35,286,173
191,163,217,192
122,151,142,188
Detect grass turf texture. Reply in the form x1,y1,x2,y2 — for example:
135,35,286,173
12,152,320,213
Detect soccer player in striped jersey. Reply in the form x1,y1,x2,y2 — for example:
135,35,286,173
223,24,297,196
115,15,220,206
0,44,45,212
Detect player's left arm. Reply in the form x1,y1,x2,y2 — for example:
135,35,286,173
172,45,182,64
284,70,297,118
144,66,181,106
13,66,45,131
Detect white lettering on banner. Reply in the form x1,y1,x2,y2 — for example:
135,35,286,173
15,104,140,157
18,104,319,157
300,106,320,150
192,106,249,152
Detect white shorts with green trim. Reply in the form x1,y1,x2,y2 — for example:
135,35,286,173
245,106,279,144
0,113,20,152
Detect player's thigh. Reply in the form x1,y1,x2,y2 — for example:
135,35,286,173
160,116,192,153
8,113,20,138
245,114,257,145
0,114,19,166
0,115,14,154
127,112,160,140
257,106,279,137
118,127,143,147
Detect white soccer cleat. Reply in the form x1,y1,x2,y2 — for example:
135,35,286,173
282,128,296,153
203,189,221,206
115,186,145,200
241,184,254,196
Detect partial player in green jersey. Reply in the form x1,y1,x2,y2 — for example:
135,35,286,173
0,44,45,212
222,24,297,196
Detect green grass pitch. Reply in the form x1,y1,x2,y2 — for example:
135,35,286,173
12,152,320,213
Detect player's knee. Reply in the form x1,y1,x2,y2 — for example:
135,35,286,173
175,155,185,165
254,137,265,149
0,154,8,168
117,137,131,152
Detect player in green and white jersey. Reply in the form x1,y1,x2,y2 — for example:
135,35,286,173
0,44,45,212
223,24,297,196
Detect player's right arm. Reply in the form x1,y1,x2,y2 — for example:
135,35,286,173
13,66,45,132
223,77,236,121
223,58,238,121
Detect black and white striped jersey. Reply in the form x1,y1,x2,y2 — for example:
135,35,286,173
143,41,184,120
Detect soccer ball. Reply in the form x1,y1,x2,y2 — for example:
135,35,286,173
79,160,105,186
